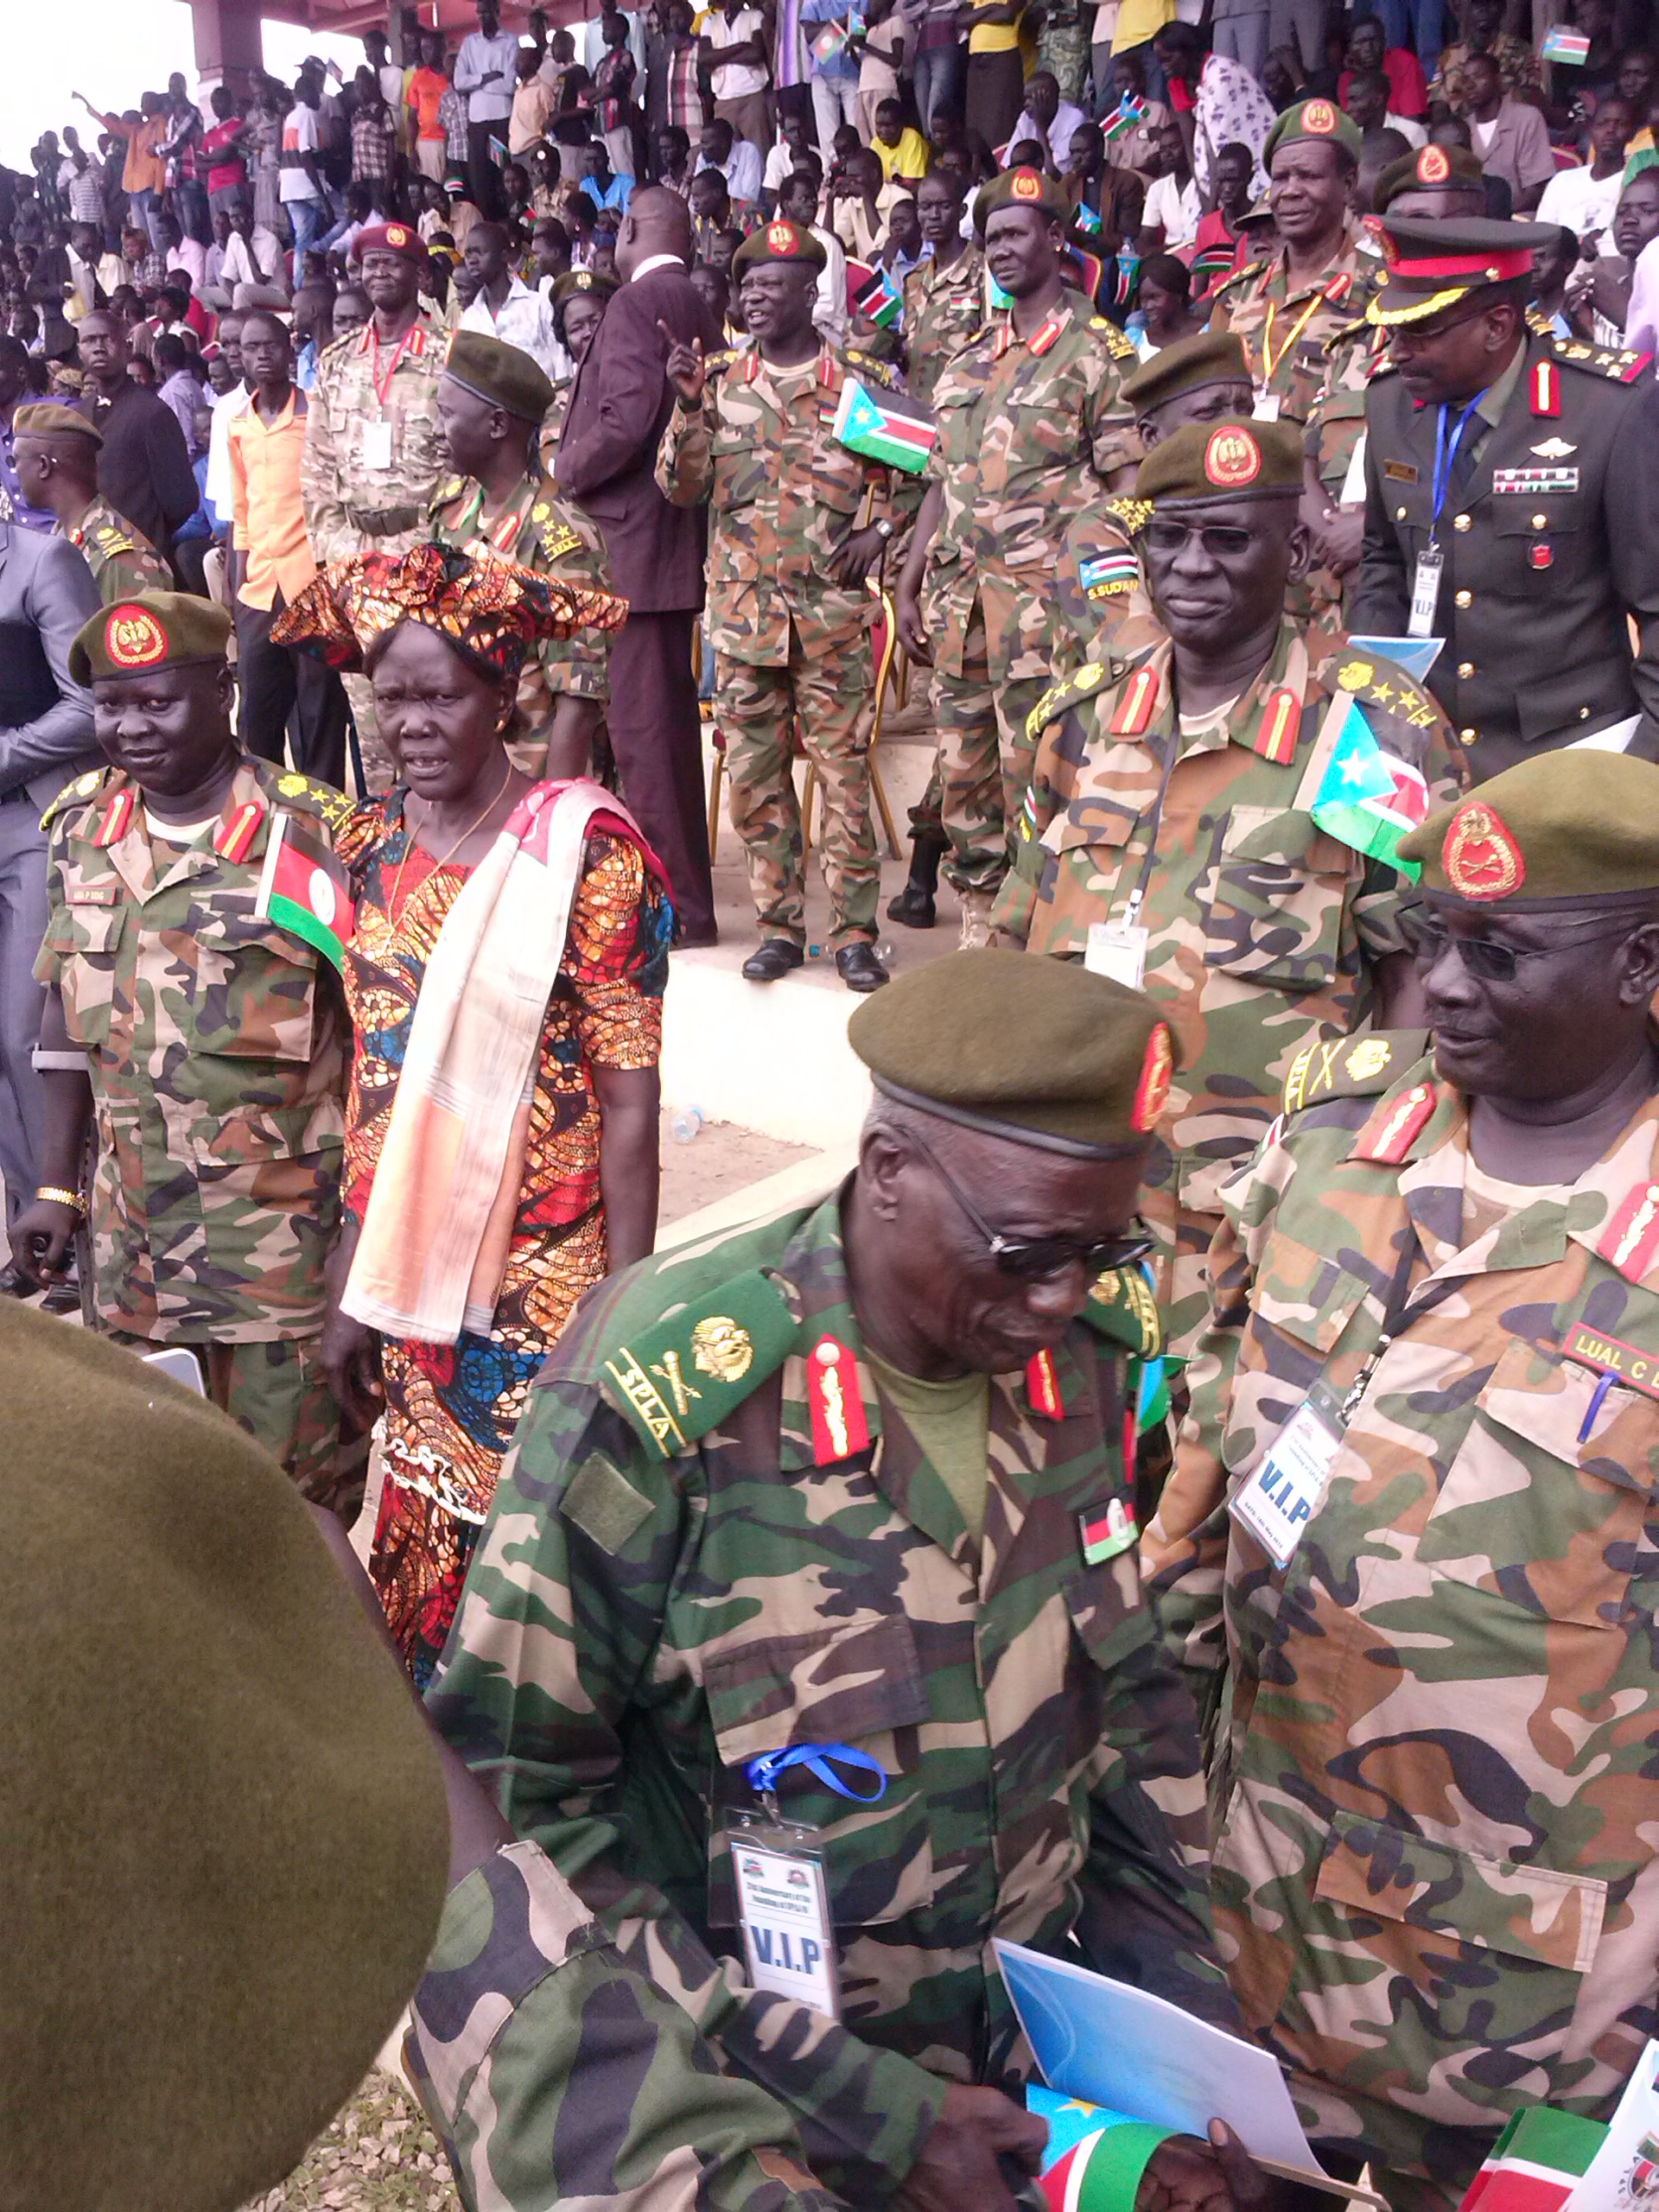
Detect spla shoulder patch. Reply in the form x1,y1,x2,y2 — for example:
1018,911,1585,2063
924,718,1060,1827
601,1268,797,1459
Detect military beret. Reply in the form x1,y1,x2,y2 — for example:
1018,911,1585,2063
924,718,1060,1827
1262,97,1363,168
1121,330,1252,416
443,328,555,422
972,164,1071,235
3,1303,448,2210
354,218,426,264
1365,213,1557,326
732,217,829,275
1399,753,1659,908
849,949,1178,1157
1135,416,1304,505
69,592,234,683
1373,139,1487,212
12,399,101,445
551,267,620,307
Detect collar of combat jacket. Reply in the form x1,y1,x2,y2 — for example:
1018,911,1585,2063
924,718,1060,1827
1087,618,1316,774
73,755,276,906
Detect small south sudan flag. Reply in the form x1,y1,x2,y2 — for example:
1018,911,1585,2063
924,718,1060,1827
832,378,938,474
1079,549,1140,599
254,811,355,971
848,260,904,329
1103,93,1147,143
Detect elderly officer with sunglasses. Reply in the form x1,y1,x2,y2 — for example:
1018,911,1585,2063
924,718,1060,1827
997,418,1466,1461
424,951,1281,2212
1153,747,1659,2211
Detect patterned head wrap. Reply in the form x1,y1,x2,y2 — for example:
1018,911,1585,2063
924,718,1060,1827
270,544,627,680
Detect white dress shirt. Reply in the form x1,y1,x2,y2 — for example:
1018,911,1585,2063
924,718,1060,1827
455,30,524,124
459,272,563,379
205,381,253,517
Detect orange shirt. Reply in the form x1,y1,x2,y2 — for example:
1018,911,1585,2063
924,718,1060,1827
123,116,168,197
227,391,317,612
407,66,448,142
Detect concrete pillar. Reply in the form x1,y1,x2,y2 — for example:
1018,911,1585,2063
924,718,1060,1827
189,0,264,99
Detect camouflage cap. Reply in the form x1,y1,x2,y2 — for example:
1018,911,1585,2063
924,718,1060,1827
973,164,1071,235
1373,139,1488,212
355,217,427,264
3,1302,448,2210
442,328,555,422
1135,416,1304,505
1399,752,1659,908
849,949,1178,1157
1121,330,1252,416
1262,96,1363,168
732,218,829,275
68,592,234,684
12,399,102,445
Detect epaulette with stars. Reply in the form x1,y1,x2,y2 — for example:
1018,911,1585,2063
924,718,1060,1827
842,345,902,391
1322,649,1441,730
1281,1031,1430,1116
40,765,111,833
271,769,355,830
1545,333,1654,382
1086,314,1138,363
1025,656,1118,746
531,498,585,562
91,523,139,556
702,347,741,378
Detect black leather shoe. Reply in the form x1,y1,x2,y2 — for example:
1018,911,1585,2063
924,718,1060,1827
836,943,889,993
741,939,806,982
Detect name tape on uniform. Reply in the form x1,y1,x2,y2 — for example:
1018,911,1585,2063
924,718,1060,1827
1561,1322,1659,1402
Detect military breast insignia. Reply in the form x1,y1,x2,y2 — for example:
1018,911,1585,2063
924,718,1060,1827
105,606,168,668
807,1336,869,1464
1442,800,1524,900
1131,1021,1175,1131
1560,1321,1659,1401
691,1314,753,1382
1077,1497,1138,1567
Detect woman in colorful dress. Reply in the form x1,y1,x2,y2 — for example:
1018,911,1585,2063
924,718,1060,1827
275,544,668,1684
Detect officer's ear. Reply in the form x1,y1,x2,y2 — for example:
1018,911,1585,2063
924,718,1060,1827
1285,518,1313,584
1615,914,1659,1007
214,663,236,721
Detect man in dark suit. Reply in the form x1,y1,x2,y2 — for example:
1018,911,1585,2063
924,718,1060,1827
556,187,723,944
73,311,198,572
0,520,99,1287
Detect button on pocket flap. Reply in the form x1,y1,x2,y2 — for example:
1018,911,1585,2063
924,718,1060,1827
1314,1811,1606,1975
1492,499,1581,537
1251,1232,1370,1355
702,1613,929,1770
1473,1336,1657,1496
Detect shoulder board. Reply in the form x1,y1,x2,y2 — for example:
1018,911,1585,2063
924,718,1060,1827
1282,1032,1431,1116
538,512,585,562
1088,315,1138,362
1080,1263,1161,1357
599,1268,797,1460
1102,494,1152,537
268,767,353,828
1319,313,1373,358
1212,261,1265,302
702,347,739,377
317,329,359,365
435,474,467,504
1319,649,1436,723
41,766,111,832
843,346,900,389
1026,657,1115,744
92,524,136,555
1548,334,1654,382
1526,306,1554,339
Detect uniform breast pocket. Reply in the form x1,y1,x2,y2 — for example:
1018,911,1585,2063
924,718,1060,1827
1419,1336,1657,1629
1201,804,1361,993
712,428,767,511
1491,494,1583,588
54,903,124,1050
702,1612,935,1929
185,904,320,1061
811,437,868,518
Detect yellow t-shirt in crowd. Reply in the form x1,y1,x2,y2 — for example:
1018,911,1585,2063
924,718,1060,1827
873,125,931,179
969,0,1025,55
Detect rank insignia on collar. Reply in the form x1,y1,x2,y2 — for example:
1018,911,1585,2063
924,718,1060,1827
1530,359,1560,417
1250,688,1300,764
1026,1349,1064,1420
1078,1497,1137,1566
1352,1080,1437,1163
213,798,264,862
1597,1183,1659,1282
808,1336,870,1465
93,789,135,849
1109,664,1160,735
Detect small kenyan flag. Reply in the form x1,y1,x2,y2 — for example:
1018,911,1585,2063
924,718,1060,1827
254,810,355,972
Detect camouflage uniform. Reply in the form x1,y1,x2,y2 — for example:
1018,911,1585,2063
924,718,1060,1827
427,1188,1231,2208
429,468,614,777
993,623,1467,1370
922,290,1138,895
301,316,448,791
902,248,988,408
1050,493,1157,683
1207,237,1378,427
62,495,173,604
1155,1052,1659,2209
656,344,894,952
35,756,353,1499
410,1840,843,2212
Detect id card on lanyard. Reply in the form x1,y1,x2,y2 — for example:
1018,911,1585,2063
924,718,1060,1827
1409,396,1482,640
732,1743,887,2021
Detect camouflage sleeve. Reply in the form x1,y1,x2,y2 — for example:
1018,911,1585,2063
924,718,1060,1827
300,371,353,568
537,527,614,702
429,1389,949,2205
1084,353,1141,486
410,1841,848,2212
32,826,73,992
654,389,715,509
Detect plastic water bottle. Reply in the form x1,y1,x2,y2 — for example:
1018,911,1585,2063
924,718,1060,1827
807,942,824,960
670,1105,705,1144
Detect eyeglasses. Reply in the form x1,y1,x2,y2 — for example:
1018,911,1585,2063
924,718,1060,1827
1138,518,1256,558
1399,905,1643,982
903,1123,1155,1281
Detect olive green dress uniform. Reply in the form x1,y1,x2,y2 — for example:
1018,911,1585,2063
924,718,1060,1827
64,493,173,604
1352,220,1659,778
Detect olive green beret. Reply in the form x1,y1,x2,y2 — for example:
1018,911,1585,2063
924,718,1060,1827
1262,96,1363,168
1135,415,1304,505
849,949,1178,1156
443,328,556,422
551,267,620,307
12,399,102,445
1398,752,1659,908
1373,139,1487,212
3,1304,448,2211
732,217,828,275
1121,330,1251,417
69,592,234,684
973,163,1071,236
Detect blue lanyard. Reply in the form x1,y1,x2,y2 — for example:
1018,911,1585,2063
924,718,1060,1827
1430,396,1484,542
744,1744,887,1805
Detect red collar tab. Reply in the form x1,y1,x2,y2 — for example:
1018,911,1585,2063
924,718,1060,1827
1027,311,1065,356
93,788,134,849
1323,270,1352,304
1026,1349,1064,1421
807,1336,870,1465
1352,1081,1437,1164
213,798,264,863
1109,664,1160,736
741,353,761,384
992,324,1013,359
1250,688,1301,764
1598,1182,1659,1282
1530,359,1560,418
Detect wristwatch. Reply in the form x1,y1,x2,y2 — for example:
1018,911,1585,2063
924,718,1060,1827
874,518,895,543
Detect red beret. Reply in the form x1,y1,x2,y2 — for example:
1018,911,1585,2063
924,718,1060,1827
355,220,426,266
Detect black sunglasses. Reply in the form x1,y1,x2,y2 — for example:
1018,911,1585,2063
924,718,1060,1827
904,1124,1154,1281
1399,904,1642,982
1137,518,1256,558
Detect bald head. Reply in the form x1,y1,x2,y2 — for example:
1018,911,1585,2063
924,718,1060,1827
616,186,692,278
